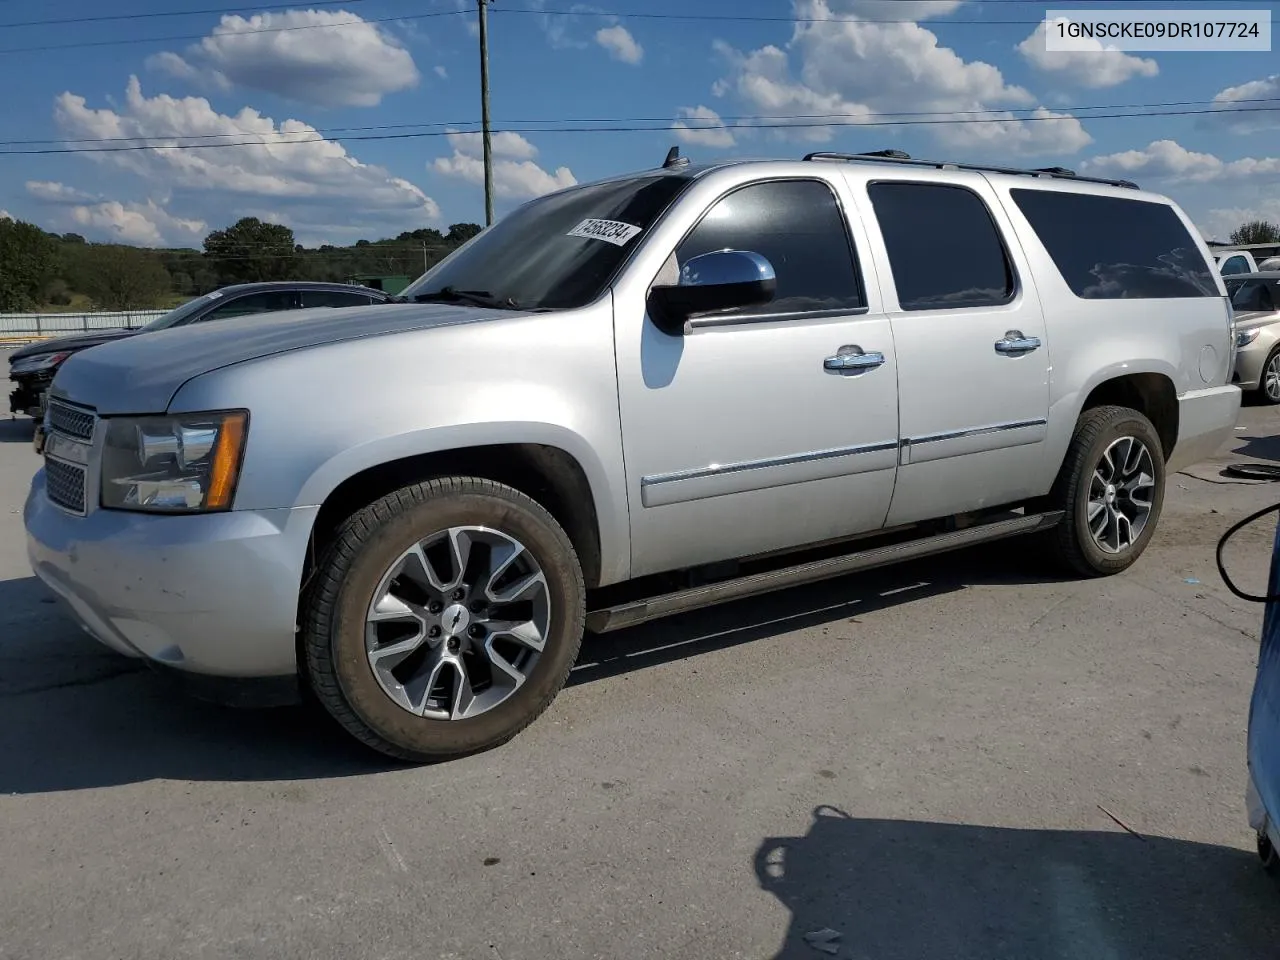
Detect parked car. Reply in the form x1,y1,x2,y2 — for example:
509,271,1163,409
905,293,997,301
8,281,390,423
1217,250,1260,275
24,149,1240,762
1228,271,1280,403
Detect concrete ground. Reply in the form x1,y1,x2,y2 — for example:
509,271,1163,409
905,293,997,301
3,374,1280,959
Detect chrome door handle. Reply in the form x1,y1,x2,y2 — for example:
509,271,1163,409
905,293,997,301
995,330,1042,354
824,346,885,373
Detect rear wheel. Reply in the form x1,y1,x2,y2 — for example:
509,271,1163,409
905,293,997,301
302,477,586,762
1042,404,1166,577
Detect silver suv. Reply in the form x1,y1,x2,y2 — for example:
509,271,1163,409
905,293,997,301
24,149,1241,761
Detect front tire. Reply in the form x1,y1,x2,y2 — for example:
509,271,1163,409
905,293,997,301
1257,344,1280,406
1042,405,1166,577
302,477,586,762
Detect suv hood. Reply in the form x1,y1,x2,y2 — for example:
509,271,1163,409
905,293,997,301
9,328,137,362
49,301,525,415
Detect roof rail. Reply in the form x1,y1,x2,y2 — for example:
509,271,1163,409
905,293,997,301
801,151,1140,190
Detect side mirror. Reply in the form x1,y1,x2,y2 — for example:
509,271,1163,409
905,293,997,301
649,249,777,331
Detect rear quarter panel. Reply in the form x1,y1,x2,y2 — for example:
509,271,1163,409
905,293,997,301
986,178,1234,489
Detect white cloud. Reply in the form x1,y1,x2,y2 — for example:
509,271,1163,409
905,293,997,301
26,181,97,204
673,106,737,148
434,65,448,80
712,0,1091,155
1208,74,1280,135
1017,20,1159,88
595,25,643,64
432,129,577,199
1082,140,1280,183
54,77,441,241
0,210,12,221
147,10,419,108
1200,198,1280,241
68,199,207,247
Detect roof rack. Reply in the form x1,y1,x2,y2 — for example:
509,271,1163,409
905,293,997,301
801,150,1140,190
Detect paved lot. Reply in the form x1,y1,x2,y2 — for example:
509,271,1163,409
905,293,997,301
3,369,1280,958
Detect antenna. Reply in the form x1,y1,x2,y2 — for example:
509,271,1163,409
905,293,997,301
662,146,690,170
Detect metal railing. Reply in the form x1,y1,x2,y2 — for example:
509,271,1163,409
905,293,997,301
0,310,168,340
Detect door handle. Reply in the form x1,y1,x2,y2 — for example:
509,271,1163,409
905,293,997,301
824,347,886,373
994,330,1042,355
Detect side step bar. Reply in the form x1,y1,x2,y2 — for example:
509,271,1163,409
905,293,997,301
586,510,1063,633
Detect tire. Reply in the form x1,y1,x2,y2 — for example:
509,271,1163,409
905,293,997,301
302,476,586,762
1041,404,1166,578
1257,344,1280,406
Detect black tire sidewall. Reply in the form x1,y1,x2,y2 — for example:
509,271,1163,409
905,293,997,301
1065,411,1166,574
1260,345,1280,405
322,485,584,758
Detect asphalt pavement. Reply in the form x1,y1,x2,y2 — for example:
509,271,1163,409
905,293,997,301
3,370,1280,959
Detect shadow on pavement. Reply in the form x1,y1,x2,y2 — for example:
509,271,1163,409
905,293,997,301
0,541,1071,794
0,418,35,444
756,806,1280,960
1234,431,1280,464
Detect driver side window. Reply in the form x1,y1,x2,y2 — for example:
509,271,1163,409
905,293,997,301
675,179,866,319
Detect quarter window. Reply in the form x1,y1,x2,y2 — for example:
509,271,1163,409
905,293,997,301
301,290,377,308
675,179,865,317
1009,189,1219,299
867,181,1015,311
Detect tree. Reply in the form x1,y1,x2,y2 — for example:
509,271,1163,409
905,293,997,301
446,222,483,246
76,244,172,311
0,218,58,312
1230,220,1280,245
203,216,296,284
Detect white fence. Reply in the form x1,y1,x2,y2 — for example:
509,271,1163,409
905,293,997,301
0,310,168,339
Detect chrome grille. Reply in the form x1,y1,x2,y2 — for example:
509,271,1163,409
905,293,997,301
47,400,96,440
45,458,87,514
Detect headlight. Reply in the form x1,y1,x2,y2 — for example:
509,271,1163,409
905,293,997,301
1237,328,1262,348
10,351,70,375
100,410,248,513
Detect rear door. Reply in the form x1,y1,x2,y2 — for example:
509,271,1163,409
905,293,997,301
843,170,1052,526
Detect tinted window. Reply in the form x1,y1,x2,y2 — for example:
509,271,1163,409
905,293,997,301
867,182,1014,311
676,179,864,316
1010,189,1218,299
301,290,375,308
1231,279,1278,313
1221,255,1250,276
400,173,695,311
138,293,222,332
201,290,297,322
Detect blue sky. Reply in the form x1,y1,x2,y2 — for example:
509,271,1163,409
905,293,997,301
0,0,1277,247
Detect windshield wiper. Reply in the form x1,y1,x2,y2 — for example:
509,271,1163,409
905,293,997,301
410,286,520,310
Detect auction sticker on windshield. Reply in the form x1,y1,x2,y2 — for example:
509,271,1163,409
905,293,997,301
567,219,642,246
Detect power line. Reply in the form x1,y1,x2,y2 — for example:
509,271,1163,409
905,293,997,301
4,96,1276,148
4,105,1277,156
0,0,387,29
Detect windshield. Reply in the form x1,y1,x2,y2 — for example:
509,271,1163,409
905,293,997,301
1230,278,1278,313
399,173,696,311
138,292,222,332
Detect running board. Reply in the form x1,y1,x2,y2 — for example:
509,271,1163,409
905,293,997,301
586,510,1063,633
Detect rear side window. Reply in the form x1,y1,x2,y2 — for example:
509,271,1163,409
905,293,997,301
1009,189,1218,299
201,290,298,322
867,182,1015,311
676,178,865,317
302,290,376,308
1221,255,1250,276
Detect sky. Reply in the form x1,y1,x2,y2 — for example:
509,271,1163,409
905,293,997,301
0,0,1277,248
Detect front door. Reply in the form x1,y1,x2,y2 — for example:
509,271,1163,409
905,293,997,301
845,172,1052,527
613,175,902,578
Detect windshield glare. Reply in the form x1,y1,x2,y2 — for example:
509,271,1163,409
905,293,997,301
139,293,220,331
399,173,696,311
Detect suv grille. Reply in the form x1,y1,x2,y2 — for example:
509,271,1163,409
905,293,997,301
47,400,96,440
45,458,87,514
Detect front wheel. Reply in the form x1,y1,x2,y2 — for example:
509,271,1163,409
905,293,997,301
1042,404,1166,577
1257,344,1280,405
302,477,586,762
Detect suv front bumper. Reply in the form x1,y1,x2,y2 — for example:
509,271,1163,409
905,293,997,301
24,468,318,682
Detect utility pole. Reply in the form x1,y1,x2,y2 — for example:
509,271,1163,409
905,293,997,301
477,0,495,227
422,239,428,274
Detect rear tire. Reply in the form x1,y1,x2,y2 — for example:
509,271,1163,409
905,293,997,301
1042,405,1166,577
302,476,586,762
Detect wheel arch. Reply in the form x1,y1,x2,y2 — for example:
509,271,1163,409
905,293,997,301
1077,370,1179,461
